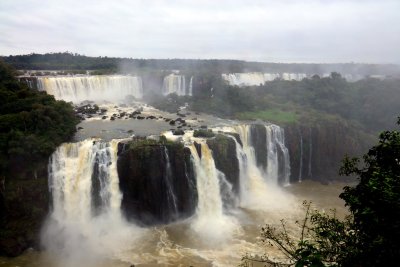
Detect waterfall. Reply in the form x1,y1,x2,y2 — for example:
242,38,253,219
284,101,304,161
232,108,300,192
222,72,307,86
163,147,178,217
44,139,143,267
229,124,292,210
299,129,303,182
265,125,290,186
162,74,187,96
188,142,239,242
188,76,193,96
37,75,143,103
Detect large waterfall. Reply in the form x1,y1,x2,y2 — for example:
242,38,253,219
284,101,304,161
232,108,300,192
42,122,293,266
222,72,307,86
162,74,192,96
37,75,143,103
43,139,144,267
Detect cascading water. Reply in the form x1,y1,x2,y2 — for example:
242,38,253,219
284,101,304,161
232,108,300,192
162,74,187,96
217,124,293,211
188,76,193,96
299,129,303,182
188,142,240,243
222,72,307,86
266,125,291,186
43,139,144,267
37,75,143,103
163,147,179,217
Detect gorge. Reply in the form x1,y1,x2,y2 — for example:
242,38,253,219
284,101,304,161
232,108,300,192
0,60,382,266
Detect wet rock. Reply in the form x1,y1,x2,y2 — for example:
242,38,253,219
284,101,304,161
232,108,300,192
102,116,108,120
117,139,197,225
173,129,185,135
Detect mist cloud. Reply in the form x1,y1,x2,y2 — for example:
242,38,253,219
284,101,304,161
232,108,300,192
0,0,399,63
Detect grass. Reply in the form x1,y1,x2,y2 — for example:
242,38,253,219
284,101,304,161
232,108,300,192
236,109,298,124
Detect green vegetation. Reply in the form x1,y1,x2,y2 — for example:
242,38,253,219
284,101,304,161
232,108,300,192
242,118,400,267
0,60,79,175
236,109,298,123
151,73,400,134
193,129,215,138
127,136,184,151
0,60,79,256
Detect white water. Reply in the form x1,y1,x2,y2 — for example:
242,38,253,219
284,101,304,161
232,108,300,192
188,76,193,96
43,139,144,267
40,122,296,266
37,75,143,103
231,124,293,210
188,143,241,243
162,74,187,96
163,147,179,216
299,129,303,182
222,72,307,86
266,125,291,186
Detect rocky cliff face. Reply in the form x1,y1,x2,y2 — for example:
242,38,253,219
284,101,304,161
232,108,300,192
117,139,197,226
285,121,374,183
0,158,49,256
206,134,240,207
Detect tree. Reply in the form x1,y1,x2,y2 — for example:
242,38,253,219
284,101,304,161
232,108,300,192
339,117,400,266
242,118,400,267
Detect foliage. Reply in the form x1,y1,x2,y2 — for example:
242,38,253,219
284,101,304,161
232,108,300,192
243,119,400,267
236,109,298,124
193,129,215,138
151,72,400,133
0,59,79,256
0,60,79,176
338,117,400,266
241,202,355,267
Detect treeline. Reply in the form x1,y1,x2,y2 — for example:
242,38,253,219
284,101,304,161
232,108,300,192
0,60,79,256
0,60,78,175
2,52,399,76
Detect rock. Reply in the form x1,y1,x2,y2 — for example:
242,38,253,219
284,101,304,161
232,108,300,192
207,134,240,208
169,120,176,125
117,139,197,225
110,117,115,121
102,116,108,120
173,129,185,135
77,127,84,130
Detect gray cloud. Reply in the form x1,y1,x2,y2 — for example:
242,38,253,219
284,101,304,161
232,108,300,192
1,0,399,63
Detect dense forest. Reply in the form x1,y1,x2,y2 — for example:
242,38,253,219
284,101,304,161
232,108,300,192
2,52,400,76
150,72,400,134
0,60,79,256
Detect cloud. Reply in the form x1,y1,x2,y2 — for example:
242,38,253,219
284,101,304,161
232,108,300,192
0,0,399,63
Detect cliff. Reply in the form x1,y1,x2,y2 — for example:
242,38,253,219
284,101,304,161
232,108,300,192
117,138,197,225
285,120,374,183
0,159,49,256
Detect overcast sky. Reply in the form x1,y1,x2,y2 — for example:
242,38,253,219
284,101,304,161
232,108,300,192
1,0,399,63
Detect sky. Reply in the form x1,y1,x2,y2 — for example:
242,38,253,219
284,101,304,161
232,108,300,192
1,0,399,63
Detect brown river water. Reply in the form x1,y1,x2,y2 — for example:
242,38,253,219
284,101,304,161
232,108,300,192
0,181,349,267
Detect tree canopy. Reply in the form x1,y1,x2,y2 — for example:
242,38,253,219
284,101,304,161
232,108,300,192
0,59,79,176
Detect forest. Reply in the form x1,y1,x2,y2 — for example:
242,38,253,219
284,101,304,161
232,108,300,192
151,72,400,134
